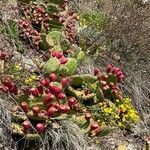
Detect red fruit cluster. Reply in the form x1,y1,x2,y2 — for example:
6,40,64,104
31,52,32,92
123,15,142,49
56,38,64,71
0,76,18,95
20,2,51,31
17,19,41,47
22,120,46,134
59,11,78,42
0,51,10,61
93,65,124,100
51,50,68,64
20,73,75,118
106,64,125,83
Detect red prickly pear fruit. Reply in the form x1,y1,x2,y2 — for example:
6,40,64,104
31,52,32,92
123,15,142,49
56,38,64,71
94,67,100,76
43,93,54,104
111,89,118,95
36,123,45,134
101,81,107,87
117,75,124,82
2,86,9,93
59,105,70,113
0,51,9,60
50,86,62,95
111,67,117,74
90,122,100,131
85,113,91,121
116,71,122,77
113,85,119,90
52,51,63,59
102,75,108,81
40,79,49,87
61,77,70,87
32,106,40,115
102,85,110,91
59,56,68,64
38,110,47,117
20,102,29,113
106,64,113,73
46,79,50,85
37,85,43,95
49,73,57,82
45,89,49,94
51,102,60,109
109,82,114,89
2,80,12,89
23,88,31,96
22,120,30,131
31,88,39,97
10,84,18,95
68,97,77,107
58,93,66,100
113,67,121,74
47,106,58,117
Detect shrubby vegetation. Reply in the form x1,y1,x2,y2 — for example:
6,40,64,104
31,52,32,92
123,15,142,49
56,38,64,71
0,0,148,149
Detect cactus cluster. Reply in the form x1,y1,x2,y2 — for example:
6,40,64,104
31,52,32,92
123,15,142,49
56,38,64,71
0,0,139,148
17,0,77,51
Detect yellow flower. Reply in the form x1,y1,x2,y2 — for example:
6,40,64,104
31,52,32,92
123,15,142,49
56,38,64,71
15,64,22,71
103,108,112,113
25,79,30,84
31,75,37,80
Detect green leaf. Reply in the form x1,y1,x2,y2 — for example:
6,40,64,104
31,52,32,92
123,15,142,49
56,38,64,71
77,51,85,61
2,19,19,37
99,128,111,137
44,57,60,73
65,58,77,75
60,39,70,51
96,87,104,100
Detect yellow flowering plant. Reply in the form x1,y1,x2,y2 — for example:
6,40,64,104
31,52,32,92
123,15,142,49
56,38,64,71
91,98,139,129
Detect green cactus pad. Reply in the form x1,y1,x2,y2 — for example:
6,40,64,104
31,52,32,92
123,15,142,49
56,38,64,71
65,58,77,75
44,57,60,73
46,30,61,46
26,134,40,140
70,75,84,87
60,39,70,51
77,51,85,61
27,111,48,121
58,65,69,76
11,123,24,136
12,114,27,122
71,115,88,128
66,86,96,101
70,74,97,87
50,82,62,87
